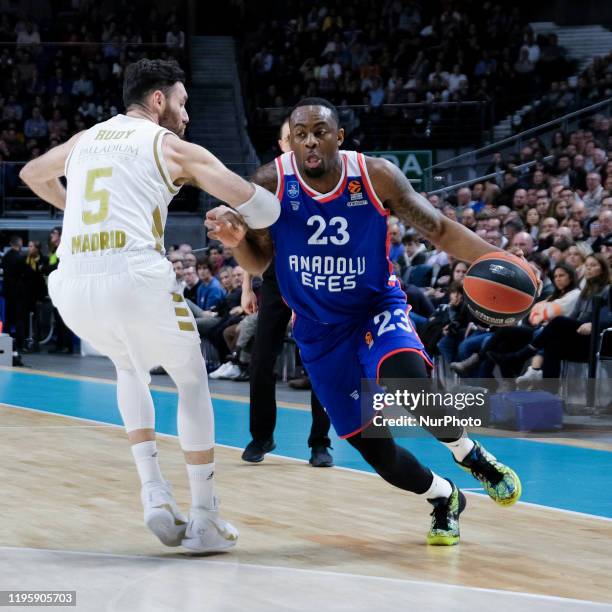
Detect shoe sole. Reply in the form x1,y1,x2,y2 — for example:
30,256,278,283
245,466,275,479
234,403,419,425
241,455,265,463
181,537,237,553
241,444,276,463
145,507,187,547
309,460,334,467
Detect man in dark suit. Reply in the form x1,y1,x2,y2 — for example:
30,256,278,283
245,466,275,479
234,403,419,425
2,236,28,350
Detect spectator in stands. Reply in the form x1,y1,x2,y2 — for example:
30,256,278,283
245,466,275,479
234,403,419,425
511,231,535,257
166,24,185,50
565,245,589,284
583,172,604,212
218,266,233,293
433,282,472,364
183,252,197,269
206,266,245,366
398,232,428,285
24,107,47,140
208,245,223,275
24,240,48,348
221,246,237,268
182,266,200,303
196,261,225,310
71,72,94,98
43,227,72,353
525,208,540,239
502,218,524,245
388,223,403,262
538,217,559,250
548,197,570,224
172,259,184,282
501,255,611,381
460,207,477,232
592,210,612,252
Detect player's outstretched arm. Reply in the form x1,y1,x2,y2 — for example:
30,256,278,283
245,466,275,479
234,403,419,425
164,137,280,228
204,160,278,274
19,131,84,210
205,205,274,276
367,156,503,263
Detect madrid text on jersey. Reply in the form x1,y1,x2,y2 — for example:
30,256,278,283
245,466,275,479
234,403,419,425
288,254,366,292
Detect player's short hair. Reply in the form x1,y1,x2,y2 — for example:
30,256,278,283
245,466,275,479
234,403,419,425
290,97,340,127
9,235,22,247
123,59,186,108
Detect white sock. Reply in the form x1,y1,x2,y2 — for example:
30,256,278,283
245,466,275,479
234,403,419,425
131,440,164,485
186,462,215,510
422,473,453,500
441,435,475,462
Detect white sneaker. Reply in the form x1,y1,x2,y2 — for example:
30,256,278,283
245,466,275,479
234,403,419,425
222,364,242,380
141,480,187,547
517,366,543,389
182,499,238,553
208,362,233,379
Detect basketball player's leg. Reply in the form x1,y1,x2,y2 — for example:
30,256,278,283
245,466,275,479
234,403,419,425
48,268,187,545
375,332,521,508
293,316,465,544
157,344,236,552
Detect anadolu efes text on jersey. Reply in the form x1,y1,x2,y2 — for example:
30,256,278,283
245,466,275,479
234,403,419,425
269,150,405,324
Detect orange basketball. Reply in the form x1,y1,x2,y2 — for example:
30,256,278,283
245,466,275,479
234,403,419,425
463,252,538,326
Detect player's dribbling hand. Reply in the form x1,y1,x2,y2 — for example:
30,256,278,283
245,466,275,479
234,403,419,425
205,206,247,247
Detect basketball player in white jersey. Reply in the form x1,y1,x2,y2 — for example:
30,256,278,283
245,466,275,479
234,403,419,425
19,59,280,552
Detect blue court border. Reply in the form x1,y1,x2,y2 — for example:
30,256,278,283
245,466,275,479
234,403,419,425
2,370,611,518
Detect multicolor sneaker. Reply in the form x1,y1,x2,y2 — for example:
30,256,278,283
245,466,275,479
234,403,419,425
456,441,522,507
426,480,466,546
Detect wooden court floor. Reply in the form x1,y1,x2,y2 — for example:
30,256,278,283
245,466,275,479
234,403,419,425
1,404,611,610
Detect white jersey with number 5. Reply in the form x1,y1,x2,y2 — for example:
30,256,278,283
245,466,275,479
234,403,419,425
59,114,180,259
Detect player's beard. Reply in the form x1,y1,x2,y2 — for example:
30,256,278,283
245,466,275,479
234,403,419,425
303,163,326,178
161,108,185,139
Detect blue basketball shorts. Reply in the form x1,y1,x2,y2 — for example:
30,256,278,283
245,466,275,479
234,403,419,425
292,301,432,438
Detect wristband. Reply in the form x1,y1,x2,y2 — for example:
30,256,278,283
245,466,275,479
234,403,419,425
236,183,281,229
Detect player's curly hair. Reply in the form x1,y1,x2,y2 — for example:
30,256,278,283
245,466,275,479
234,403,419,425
122,59,185,109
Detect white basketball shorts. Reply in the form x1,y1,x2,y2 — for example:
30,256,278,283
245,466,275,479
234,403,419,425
48,251,200,373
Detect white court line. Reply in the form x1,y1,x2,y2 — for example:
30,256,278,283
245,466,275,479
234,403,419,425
0,425,116,429
2,401,612,523
0,545,610,608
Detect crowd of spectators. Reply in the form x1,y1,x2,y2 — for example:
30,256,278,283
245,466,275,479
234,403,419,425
241,0,576,152
516,51,612,132
0,2,186,166
1,113,611,388
385,114,612,386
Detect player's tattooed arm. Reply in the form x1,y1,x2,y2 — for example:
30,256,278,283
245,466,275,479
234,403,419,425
366,156,503,263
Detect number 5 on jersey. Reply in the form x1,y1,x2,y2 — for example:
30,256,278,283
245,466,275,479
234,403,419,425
83,167,113,225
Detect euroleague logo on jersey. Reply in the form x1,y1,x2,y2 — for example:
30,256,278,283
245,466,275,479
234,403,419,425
347,180,368,207
348,180,362,194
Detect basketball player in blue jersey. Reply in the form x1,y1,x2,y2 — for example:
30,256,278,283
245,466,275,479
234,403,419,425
206,98,521,546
